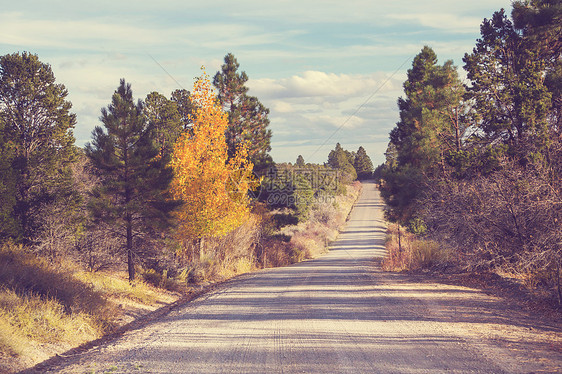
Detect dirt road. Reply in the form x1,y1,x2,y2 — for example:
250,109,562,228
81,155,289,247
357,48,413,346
33,181,561,373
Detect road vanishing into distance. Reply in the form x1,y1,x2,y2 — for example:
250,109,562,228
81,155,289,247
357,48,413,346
30,181,561,373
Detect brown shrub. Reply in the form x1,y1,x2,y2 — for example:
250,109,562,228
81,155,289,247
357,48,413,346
381,224,451,271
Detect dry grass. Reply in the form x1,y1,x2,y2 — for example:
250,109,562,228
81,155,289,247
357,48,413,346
381,223,451,271
76,270,161,305
0,288,101,359
0,242,179,373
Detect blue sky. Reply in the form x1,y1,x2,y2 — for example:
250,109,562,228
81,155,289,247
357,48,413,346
1,0,513,165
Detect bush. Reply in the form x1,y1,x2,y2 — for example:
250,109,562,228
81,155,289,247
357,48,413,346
410,240,449,269
381,224,451,271
420,151,562,303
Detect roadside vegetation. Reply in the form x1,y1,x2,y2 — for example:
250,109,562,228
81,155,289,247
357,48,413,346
0,49,372,372
0,241,178,371
378,1,562,306
381,224,452,272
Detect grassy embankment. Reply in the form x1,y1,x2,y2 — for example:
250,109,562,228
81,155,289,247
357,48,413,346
0,182,361,373
0,242,179,373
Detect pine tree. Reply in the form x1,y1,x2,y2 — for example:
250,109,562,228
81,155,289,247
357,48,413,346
354,146,374,180
213,53,272,173
512,0,562,62
327,143,348,169
512,0,562,133
86,79,177,281
383,46,469,223
171,88,195,132
296,155,305,167
0,119,17,240
327,143,357,182
463,10,551,154
0,52,77,241
390,46,468,174
144,91,182,159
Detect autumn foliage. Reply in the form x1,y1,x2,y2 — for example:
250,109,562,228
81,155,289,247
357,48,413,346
170,70,255,248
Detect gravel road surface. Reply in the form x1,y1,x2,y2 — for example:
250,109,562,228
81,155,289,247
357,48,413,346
32,181,561,373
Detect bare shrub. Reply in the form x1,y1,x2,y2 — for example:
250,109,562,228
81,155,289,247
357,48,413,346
261,239,291,268
421,146,562,303
309,200,338,227
31,203,78,263
381,224,451,271
74,226,121,272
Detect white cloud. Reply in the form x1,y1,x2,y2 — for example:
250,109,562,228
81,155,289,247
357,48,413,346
271,101,294,113
387,13,484,34
248,71,402,100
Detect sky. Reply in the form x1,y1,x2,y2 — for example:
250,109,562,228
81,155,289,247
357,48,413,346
1,0,514,166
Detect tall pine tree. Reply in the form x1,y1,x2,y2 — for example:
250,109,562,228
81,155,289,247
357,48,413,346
86,79,177,281
383,46,468,223
0,117,17,240
0,52,77,242
354,146,374,180
391,46,468,174
463,9,551,155
512,0,562,134
144,91,182,159
327,143,357,182
213,53,272,173
171,88,195,132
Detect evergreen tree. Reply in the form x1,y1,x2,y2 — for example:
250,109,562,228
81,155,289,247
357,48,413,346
390,46,468,175
86,79,177,281
144,91,182,159
383,46,469,223
512,0,562,133
327,143,348,169
354,146,374,180
171,88,195,132
512,0,562,62
296,155,305,167
463,9,551,155
0,119,17,240
327,143,357,182
293,174,314,221
213,53,273,173
0,52,77,241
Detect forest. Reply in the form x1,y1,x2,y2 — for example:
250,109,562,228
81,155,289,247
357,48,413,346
378,0,562,304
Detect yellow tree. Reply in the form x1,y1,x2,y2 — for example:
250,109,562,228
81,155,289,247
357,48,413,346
170,69,255,261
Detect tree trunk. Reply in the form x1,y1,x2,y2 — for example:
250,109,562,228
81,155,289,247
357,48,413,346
556,260,562,305
126,215,135,281
455,108,461,152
